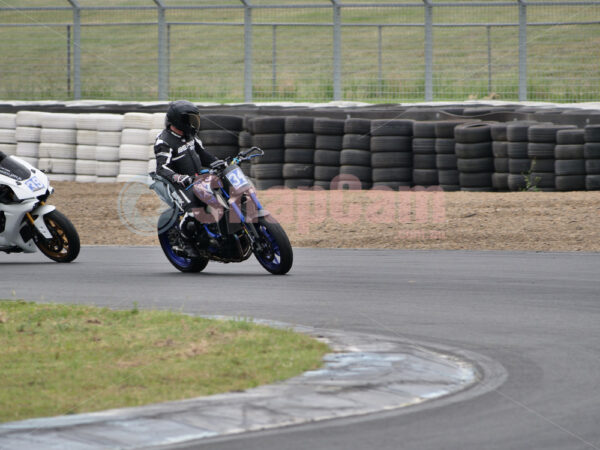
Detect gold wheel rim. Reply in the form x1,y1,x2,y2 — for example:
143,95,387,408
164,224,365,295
40,219,70,259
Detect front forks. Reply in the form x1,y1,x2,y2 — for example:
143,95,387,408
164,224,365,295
223,190,271,253
29,204,56,240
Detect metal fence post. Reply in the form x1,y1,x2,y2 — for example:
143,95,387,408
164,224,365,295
487,25,492,94
378,25,383,98
241,0,253,103
331,0,342,101
154,0,167,101
423,0,433,101
272,25,277,98
66,25,71,96
518,0,527,101
167,23,171,98
67,0,81,99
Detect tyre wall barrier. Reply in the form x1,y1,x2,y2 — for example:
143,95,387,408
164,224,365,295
1,106,599,191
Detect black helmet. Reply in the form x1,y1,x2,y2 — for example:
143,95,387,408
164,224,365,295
165,100,201,140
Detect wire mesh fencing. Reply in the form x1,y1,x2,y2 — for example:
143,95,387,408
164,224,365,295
0,0,598,103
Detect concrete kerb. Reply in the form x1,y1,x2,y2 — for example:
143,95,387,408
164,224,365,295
0,318,506,450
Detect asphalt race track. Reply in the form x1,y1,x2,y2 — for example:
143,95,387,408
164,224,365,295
1,247,599,450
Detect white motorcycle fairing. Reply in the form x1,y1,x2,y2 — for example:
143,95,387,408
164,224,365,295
0,156,54,253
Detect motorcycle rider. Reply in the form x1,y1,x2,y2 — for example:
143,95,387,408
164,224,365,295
154,100,219,256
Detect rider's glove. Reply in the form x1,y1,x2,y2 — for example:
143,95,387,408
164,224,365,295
172,174,192,188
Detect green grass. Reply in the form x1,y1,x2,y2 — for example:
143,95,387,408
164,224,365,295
0,1,598,102
0,300,329,423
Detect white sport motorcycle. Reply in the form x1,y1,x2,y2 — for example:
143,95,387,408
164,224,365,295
0,153,80,262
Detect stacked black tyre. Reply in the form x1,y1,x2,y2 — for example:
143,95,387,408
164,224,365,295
434,120,469,191
454,122,495,191
248,116,285,190
283,116,315,188
527,124,576,191
237,126,253,177
411,121,438,187
490,123,509,191
198,114,242,160
340,118,372,189
584,125,600,190
506,121,538,191
369,119,414,190
313,118,344,190
554,128,586,191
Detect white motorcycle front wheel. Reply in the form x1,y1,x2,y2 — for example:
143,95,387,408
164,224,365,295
33,210,80,263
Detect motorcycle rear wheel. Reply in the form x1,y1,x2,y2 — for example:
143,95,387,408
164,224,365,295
158,224,209,273
34,210,80,263
254,216,293,275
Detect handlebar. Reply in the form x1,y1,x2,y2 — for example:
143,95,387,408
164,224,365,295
229,146,264,166
239,146,264,159
179,147,265,188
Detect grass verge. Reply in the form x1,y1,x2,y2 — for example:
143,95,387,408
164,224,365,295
0,300,329,424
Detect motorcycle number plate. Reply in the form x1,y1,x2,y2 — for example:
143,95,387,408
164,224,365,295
25,176,44,192
225,167,250,190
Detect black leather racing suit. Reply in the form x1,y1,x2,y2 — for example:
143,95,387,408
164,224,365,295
154,128,217,209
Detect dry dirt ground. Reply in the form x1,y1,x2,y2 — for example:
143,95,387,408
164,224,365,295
52,182,600,252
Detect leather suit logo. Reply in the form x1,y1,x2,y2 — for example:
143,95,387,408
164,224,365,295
177,143,193,154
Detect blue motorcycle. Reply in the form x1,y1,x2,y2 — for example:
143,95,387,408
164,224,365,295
149,147,293,275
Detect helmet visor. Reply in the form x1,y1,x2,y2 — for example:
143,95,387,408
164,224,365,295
187,113,201,134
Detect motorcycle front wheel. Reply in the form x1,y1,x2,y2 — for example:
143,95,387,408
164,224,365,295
34,210,80,263
254,216,293,275
158,224,209,273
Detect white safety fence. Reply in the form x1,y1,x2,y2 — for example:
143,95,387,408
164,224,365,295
0,111,165,184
